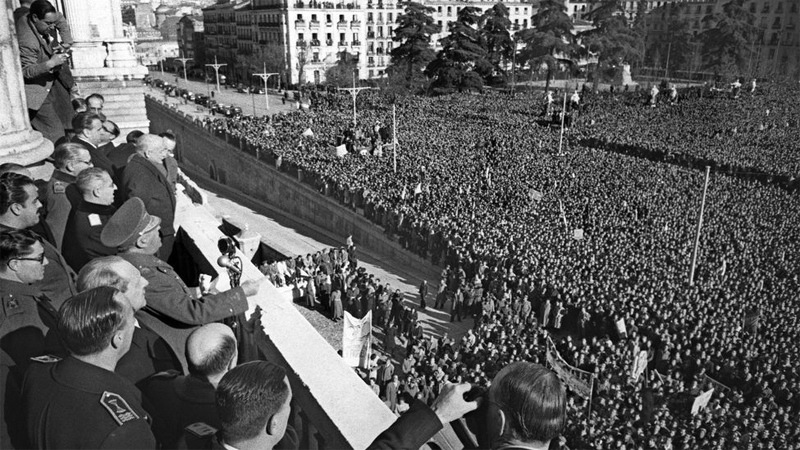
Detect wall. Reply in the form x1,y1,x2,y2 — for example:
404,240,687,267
145,95,431,269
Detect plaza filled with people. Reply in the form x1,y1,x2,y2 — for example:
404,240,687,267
202,81,800,449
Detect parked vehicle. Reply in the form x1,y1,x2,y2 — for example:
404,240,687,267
195,94,209,105
227,106,243,117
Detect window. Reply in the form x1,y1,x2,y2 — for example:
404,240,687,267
326,14,332,22
447,6,452,15
297,14,302,20
311,14,317,20
353,33,358,41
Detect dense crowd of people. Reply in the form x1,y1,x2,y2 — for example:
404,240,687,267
202,82,800,449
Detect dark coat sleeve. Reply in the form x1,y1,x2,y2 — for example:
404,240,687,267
98,420,157,449
367,400,443,450
122,158,176,236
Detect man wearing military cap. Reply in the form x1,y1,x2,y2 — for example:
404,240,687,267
22,286,156,449
102,198,266,372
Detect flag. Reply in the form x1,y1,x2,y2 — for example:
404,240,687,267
414,183,422,195
573,229,584,240
302,128,314,137
332,144,348,158
615,318,627,338
691,389,714,415
342,311,372,368
401,185,407,200
631,350,647,382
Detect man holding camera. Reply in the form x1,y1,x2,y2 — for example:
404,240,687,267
16,0,76,143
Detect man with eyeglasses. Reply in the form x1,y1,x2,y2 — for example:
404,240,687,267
0,172,77,309
0,228,61,449
15,0,77,144
40,142,91,251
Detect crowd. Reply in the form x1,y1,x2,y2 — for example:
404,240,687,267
202,82,799,449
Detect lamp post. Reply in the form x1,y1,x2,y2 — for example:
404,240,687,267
253,62,278,114
206,55,227,92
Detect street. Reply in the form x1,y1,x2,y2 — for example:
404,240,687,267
147,69,296,118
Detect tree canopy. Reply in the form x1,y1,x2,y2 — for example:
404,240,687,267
388,2,440,90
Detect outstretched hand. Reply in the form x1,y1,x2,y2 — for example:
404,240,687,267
430,382,482,424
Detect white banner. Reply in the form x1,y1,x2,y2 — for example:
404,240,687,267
546,337,594,399
691,388,714,415
631,350,648,382
342,311,372,368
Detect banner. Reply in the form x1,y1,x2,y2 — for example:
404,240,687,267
302,128,314,137
631,350,648,382
615,319,627,338
331,145,348,158
691,388,714,415
342,311,372,368
546,337,594,399
573,229,584,240
414,183,422,195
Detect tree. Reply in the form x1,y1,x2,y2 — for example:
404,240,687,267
579,0,642,89
479,3,513,84
237,44,288,88
325,51,359,87
699,0,757,77
425,6,491,92
517,0,575,93
389,2,440,90
647,17,696,77
296,41,310,85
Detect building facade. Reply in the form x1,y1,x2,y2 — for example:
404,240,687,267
644,0,799,78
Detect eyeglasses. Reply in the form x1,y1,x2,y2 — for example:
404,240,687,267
75,159,93,165
13,253,47,263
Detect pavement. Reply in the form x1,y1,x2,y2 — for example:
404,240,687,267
147,69,297,119
183,167,473,354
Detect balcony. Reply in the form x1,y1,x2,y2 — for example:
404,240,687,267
296,39,306,47
310,19,320,29
326,39,334,46
295,20,306,28
310,39,321,46
141,96,471,450
367,31,375,38
258,21,269,26
337,21,348,30
350,20,361,28
326,21,334,27
352,40,361,46
338,41,348,47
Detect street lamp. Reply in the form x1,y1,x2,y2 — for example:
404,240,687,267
206,55,227,92
338,72,372,125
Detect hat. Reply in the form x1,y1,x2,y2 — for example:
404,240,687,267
101,198,161,248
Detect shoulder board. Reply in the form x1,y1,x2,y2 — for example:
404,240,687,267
148,369,181,380
100,391,140,426
30,354,61,363
185,422,218,438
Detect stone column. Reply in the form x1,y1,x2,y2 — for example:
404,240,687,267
0,0,54,178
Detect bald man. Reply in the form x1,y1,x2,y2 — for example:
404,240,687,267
141,323,239,449
120,134,176,261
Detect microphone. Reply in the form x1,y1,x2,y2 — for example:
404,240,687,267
217,255,241,274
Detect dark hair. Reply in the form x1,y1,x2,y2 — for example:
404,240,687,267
0,163,27,175
104,120,120,138
0,172,35,216
187,333,237,378
86,93,105,104
71,112,103,134
58,286,128,356
0,228,42,266
29,0,56,20
493,362,566,443
159,131,176,141
216,361,290,445
71,98,87,112
126,130,145,144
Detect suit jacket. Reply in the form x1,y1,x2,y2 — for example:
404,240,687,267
118,252,249,373
71,136,116,176
122,154,177,236
367,400,443,450
15,14,68,111
61,200,117,272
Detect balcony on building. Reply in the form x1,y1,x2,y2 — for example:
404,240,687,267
295,19,306,28
338,20,348,30
326,39,334,46
310,39,321,46
310,19,321,29
367,31,375,39
296,39,307,47
352,40,361,46
338,41,348,48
